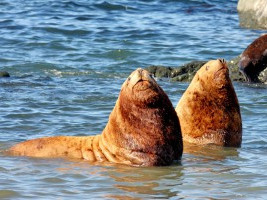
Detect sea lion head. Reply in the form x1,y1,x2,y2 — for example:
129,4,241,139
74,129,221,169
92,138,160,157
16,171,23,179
194,59,230,91
120,68,163,107
102,68,183,166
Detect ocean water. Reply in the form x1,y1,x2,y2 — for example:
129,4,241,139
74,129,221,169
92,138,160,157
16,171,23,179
0,0,267,199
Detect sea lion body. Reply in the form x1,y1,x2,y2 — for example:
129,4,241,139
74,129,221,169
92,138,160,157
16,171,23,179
239,34,267,82
9,68,183,166
175,59,242,147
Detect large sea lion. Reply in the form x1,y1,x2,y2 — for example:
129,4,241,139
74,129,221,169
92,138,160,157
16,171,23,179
9,68,183,166
175,59,242,147
239,34,267,83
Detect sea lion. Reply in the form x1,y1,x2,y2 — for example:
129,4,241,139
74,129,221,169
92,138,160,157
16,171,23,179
239,34,267,82
9,68,183,166
175,59,242,147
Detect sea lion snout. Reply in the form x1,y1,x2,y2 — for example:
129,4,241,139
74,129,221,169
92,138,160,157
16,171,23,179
132,68,154,82
127,68,156,92
198,59,229,85
212,60,230,88
214,59,227,70
218,58,226,65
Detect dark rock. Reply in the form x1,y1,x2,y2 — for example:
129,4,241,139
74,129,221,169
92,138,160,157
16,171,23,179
145,65,173,78
170,61,206,82
0,71,10,77
227,56,246,82
237,0,267,30
146,59,246,82
145,61,206,82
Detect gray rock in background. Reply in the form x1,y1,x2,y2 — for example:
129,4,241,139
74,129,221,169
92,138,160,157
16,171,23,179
237,0,267,29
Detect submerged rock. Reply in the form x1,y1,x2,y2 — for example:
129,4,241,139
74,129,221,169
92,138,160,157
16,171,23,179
146,59,245,82
0,71,10,77
237,0,267,29
146,61,206,82
227,56,246,82
170,61,206,82
145,65,173,78
146,34,267,84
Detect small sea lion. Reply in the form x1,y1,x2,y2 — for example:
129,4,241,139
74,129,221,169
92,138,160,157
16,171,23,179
9,68,183,166
239,34,267,82
175,59,242,147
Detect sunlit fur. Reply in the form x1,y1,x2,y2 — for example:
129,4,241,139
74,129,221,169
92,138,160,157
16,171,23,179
176,59,242,147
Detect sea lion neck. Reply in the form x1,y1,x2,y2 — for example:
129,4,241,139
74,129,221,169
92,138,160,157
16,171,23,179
121,68,162,108
101,96,182,166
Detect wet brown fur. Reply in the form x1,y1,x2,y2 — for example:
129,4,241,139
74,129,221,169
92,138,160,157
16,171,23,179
176,59,242,147
9,68,183,166
239,34,267,82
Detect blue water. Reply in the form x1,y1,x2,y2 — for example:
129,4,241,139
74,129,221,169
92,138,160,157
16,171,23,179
0,0,267,199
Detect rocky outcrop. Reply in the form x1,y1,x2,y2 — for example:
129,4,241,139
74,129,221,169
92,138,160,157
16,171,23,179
170,61,206,82
146,58,245,82
237,0,267,29
0,71,10,77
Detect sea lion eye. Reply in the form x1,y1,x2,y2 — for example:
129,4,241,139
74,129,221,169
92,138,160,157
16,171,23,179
127,77,131,81
206,65,210,70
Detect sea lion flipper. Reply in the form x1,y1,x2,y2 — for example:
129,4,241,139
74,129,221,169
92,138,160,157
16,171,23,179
9,136,85,158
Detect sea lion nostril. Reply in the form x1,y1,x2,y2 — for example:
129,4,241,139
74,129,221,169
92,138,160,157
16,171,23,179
218,58,226,64
137,68,144,77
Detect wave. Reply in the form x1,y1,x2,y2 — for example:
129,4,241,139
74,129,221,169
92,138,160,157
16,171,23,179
1,62,130,80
